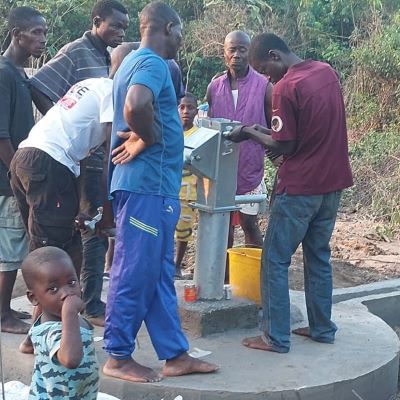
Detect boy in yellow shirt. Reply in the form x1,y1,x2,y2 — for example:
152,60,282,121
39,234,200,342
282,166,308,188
175,93,198,279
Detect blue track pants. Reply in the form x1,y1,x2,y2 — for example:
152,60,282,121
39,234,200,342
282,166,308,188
104,191,189,360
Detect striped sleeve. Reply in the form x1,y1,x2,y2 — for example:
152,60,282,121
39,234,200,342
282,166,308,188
31,50,77,102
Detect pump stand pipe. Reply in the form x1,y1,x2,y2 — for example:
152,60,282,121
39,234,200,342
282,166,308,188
183,117,268,300
193,193,267,300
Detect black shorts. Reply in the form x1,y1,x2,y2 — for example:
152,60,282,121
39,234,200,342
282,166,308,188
10,147,81,265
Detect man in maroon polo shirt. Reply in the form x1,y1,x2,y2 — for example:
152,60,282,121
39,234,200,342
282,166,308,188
227,33,353,353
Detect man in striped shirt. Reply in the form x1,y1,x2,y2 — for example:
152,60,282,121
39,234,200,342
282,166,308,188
31,0,129,112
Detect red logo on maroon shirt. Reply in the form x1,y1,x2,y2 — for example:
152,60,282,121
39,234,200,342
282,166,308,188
271,115,283,132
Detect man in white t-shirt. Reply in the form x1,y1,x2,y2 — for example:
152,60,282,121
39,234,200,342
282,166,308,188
9,44,134,280
10,78,113,277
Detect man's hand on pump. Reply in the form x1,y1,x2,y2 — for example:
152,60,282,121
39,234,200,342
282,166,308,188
224,125,249,142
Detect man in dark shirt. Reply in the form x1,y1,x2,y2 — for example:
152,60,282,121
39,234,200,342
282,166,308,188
0,6,47,334
29,0,129,327
227,33,353,353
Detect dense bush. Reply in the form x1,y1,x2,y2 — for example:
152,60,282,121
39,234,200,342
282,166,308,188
346,128,400,235
1,0,399,233
347,15,400,129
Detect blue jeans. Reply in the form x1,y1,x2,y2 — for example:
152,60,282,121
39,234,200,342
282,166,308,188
261,191,341,352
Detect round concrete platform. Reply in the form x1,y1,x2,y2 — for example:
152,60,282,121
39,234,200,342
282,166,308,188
3,292,399,400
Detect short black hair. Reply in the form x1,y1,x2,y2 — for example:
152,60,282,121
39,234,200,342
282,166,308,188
21,247,73,290
140,2,180,34
7,6,43,32
182,92,197,104
92,0,128,20
249,33,291,63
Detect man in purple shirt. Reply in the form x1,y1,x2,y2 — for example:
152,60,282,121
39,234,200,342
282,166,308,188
207,31,273,280
227,33,353,353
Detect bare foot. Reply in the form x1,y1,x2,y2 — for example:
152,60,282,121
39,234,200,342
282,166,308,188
11,309,31,320
292,327,310,337
103,358,162,383
19,336,34,354
292,327,334,344
242,336,282,353
1,314,30,334
163,353,219,377
87,315,105,327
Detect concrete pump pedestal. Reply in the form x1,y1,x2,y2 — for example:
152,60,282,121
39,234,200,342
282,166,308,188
176,279,259,336
175,281,304,337
179,296,259,337
3,288,399,400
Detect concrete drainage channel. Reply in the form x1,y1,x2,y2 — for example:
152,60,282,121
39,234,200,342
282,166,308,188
361,293,400,400
286,280,400,400
342,293,399,400
2,279,400,400
363,294,400,400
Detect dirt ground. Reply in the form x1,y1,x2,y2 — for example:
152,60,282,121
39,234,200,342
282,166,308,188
181,211,400,290
12,211,399,299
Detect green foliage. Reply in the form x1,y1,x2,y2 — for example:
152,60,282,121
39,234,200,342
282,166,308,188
352,16,400,81
263,159,277,196
350,129,400,169
346,93,381,130
184,57,223,100
1,0,399,232
345,128,400,233
346,14,400,135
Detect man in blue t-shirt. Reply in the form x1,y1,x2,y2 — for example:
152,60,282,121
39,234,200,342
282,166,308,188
103,2,218,383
